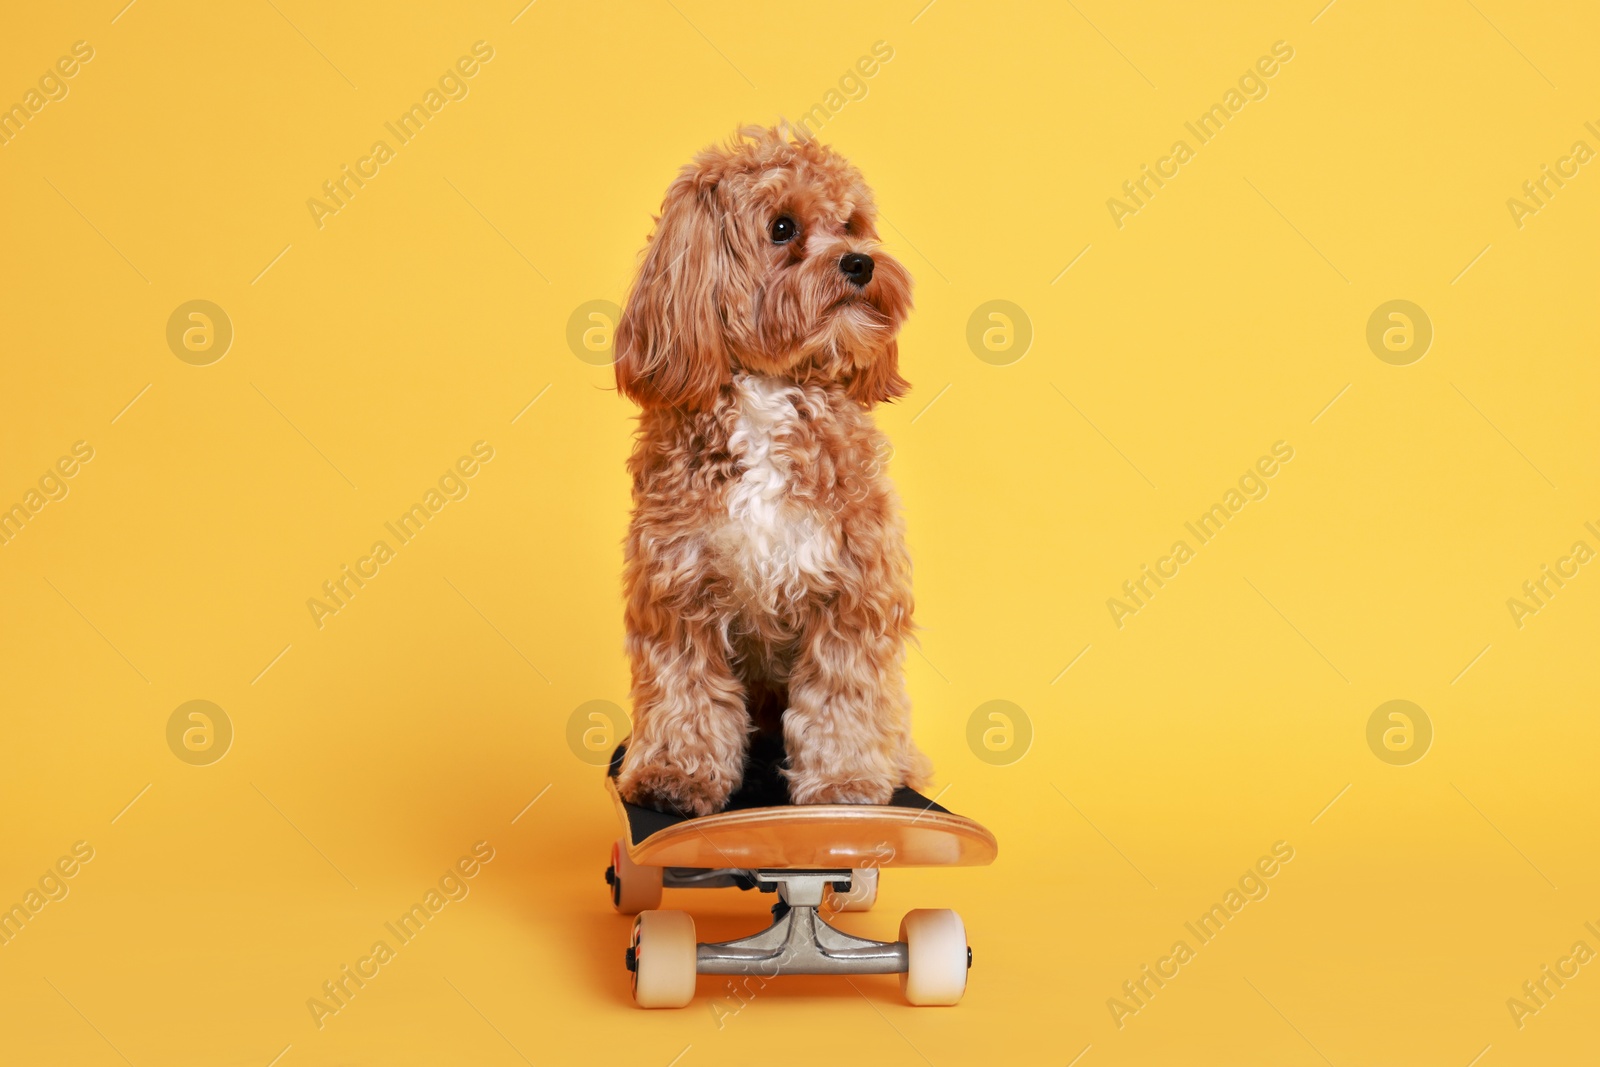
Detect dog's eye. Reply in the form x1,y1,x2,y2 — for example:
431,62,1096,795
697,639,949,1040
769,216,797,244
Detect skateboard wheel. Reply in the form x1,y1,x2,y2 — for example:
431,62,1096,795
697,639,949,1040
827,868,878,912
610,838,663,914
898,909,968,1006
630,910,697,1008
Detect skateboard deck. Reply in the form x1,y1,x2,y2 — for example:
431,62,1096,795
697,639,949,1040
606,741,997,1007
607,745,998,870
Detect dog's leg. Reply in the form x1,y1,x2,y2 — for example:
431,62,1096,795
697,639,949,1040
616,606,748,817
782,594,922,806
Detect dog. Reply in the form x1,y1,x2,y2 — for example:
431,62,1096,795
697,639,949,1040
612,125,930,818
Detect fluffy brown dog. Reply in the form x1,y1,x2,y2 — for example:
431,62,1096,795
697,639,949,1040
613,126,929,817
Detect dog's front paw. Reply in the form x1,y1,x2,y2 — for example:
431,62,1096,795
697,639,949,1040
788,773,894,806
618,763,729,818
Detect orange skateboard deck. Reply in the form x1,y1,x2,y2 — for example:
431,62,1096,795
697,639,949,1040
606,775,998,870
604,742,998,1008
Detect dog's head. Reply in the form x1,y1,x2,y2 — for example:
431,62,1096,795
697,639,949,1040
616,126,913,412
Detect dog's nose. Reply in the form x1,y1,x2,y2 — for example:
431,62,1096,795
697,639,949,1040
839,252,875,287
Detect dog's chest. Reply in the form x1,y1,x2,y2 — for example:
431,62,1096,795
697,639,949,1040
714,375,836,610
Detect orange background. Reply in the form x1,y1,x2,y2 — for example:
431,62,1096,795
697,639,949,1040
1,1,1597,1064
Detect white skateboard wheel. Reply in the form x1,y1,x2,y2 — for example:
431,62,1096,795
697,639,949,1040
630,910,697,1008
609,838,663,914
899,909,968,1006
828,868,878,912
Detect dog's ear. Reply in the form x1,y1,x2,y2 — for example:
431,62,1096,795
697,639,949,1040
615,175,731,412
846,338,910,406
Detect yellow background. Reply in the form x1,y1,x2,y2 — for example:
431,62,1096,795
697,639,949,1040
2,1,1597,1064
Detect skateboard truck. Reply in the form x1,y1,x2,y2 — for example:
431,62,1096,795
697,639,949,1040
692,871,910,977
623,866,972,1007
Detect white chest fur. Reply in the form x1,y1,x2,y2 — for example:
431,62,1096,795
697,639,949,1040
716,375,836,613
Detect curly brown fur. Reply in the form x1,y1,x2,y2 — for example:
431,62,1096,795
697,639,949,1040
614,126,930,816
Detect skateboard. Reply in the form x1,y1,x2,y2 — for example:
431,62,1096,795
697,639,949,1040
603,744,998,1008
